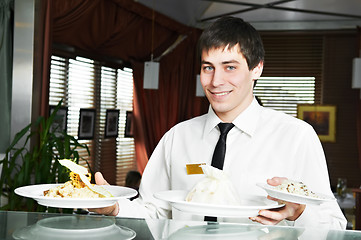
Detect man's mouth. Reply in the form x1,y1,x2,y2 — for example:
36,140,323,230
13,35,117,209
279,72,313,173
212,91,232,96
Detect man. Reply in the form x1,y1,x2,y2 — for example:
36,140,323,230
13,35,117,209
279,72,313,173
94,16,346,229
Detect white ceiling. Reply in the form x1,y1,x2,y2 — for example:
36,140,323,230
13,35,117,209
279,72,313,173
136,0,361,30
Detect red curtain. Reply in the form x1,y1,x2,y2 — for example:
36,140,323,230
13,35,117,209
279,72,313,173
51,0,185,63
38,0,52,118
132,30,209,171
40,0,209,173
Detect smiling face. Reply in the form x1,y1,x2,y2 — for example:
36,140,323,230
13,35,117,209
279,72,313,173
200,45,263,122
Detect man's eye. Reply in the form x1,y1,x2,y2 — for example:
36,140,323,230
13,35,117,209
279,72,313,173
203,66,213,71
227,66,236,70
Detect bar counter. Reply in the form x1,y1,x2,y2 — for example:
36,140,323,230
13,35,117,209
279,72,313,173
1,210,361,240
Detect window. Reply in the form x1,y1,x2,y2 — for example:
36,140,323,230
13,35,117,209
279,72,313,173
257,33,323,116
49,55,136,186
254,77,316,117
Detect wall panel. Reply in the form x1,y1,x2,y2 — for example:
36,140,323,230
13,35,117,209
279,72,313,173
322,33,361,188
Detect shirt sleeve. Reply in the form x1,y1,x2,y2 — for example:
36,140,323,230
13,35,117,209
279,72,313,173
292,124,347,229
294,202,346,229
116,130,173,219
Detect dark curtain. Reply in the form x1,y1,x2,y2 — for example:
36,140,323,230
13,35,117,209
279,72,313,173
41,0,209,173
132,29,208,171
39,0,53,118
0,0,13,153
357,27,361,172
51,0,183,63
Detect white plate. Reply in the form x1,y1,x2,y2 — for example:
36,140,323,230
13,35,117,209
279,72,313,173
168,224,304,240
15,184,138,208
168,224,268,240
256,183,336,205
13,215,136,240
154,190,284,218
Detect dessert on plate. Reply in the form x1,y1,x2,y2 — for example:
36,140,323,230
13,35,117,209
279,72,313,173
275,179,318,198
185,165,241,205
43,159,112,198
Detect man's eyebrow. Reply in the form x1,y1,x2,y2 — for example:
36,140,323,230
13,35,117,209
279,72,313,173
222,60,240,64
201,60,240,65
201,60,212,65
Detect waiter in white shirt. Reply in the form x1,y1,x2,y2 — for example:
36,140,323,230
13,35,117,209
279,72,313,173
92,16,346,229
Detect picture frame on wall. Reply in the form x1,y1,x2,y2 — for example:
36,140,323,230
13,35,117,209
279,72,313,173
105,109,119,138
125,111,134,138
49,105,68,137
78,108,96,140
297,104,336,142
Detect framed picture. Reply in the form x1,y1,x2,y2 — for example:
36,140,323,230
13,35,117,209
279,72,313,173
297,104,336,142
105,109,119,138
49,105,68,137
125,111,134,138
78,109,96,140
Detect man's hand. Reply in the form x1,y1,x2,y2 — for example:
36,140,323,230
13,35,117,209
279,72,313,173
88,172,119,216
250,177,306,225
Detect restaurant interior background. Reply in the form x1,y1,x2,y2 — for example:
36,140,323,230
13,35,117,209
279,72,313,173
1,0,361,215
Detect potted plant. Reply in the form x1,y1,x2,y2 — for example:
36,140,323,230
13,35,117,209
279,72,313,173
0,101,90,212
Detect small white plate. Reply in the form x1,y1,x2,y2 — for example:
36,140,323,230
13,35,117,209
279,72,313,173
15,184,138,208
154,190,284,218
256,183,336,205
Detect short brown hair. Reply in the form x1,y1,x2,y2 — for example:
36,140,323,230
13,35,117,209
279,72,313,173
198,16,265,70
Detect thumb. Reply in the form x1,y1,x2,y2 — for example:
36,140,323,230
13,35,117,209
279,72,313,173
95,172,109,185
267,177,288,186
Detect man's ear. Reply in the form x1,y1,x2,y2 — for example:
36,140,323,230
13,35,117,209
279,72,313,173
251,61,264,80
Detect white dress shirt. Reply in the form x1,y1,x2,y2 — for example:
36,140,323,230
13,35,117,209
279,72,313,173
117,99,346,229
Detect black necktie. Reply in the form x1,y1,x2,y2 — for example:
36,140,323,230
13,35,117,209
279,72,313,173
205,122,234,222
211,123,235,170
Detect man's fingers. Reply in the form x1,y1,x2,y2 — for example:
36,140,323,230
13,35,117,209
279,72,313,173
250,215,279,225
250,208,288,225
259,209,286,222
95,172,109,185
267,177,287,186
88,202,119,216
250,200,304,225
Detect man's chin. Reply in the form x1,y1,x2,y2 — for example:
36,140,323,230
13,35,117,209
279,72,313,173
211,105,232,115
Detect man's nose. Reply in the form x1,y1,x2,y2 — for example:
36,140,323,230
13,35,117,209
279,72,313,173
211,69,225,87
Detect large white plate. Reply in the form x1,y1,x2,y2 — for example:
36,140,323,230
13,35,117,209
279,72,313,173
256,183,336,205
13,215,136,240
154,190,284,218
15,184,138,208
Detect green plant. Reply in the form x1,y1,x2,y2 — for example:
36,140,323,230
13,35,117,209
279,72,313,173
0,101,90,211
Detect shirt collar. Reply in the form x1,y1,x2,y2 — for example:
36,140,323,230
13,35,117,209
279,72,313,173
204,105,221,137
203,98,262,138
233,98,261,137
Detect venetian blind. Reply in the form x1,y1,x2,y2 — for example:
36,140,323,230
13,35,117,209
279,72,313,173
254,77,315,116
255,33,323,117
49,55,136,186
116,68,136,185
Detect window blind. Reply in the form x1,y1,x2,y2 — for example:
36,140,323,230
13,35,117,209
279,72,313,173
49,55,136,186
254,77,315,117
50,56,96,169
255,33,323,116
116,68,136,185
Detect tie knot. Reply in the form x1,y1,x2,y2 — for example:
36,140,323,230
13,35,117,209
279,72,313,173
218,122,234,136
